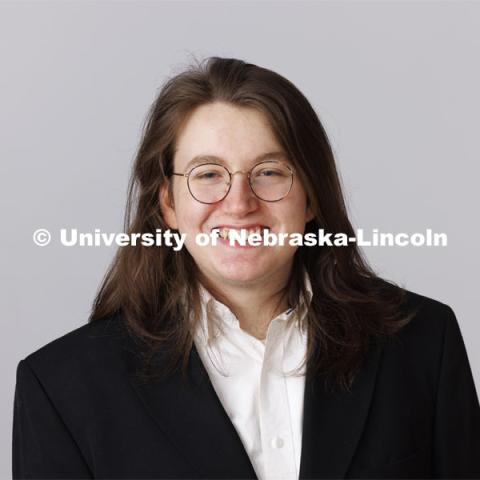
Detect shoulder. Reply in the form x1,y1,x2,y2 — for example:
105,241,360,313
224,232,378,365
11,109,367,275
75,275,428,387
403,289,455,318
398,289,458,343
379,289,467,383
17,313,134,392
13,314,148,467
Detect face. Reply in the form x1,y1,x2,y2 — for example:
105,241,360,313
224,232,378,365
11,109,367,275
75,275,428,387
160,102,313,292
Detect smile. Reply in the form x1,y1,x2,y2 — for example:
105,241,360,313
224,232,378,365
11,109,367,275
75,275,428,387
213,226,269,241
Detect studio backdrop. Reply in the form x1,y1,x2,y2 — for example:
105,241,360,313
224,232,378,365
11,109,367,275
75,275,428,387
1,1,479,477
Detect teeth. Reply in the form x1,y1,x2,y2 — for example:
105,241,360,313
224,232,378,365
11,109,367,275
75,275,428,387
214,227,268,240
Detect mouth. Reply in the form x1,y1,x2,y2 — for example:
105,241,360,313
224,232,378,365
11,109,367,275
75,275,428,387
211,225,270,244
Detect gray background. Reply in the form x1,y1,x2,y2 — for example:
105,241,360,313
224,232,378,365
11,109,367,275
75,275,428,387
1,0,479,476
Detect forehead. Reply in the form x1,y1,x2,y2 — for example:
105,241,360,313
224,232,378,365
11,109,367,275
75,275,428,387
173,102,285,170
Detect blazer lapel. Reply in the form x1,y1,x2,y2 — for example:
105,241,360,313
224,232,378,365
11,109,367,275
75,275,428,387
122,318,382,480
299,344,383,479
125,338,258,479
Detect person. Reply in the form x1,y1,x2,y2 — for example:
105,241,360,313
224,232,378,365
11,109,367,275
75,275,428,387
12,57,480,479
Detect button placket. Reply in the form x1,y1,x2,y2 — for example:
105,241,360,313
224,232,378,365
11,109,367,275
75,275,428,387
258,321,297,479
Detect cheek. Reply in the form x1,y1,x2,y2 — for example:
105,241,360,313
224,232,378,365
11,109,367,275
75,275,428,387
290,186,310,222
175,200,214,233
281,192,309,225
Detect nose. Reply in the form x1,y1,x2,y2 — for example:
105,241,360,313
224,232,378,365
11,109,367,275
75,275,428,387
221,171,259,214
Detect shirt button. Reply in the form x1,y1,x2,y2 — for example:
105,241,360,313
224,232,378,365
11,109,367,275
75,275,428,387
270,437,284,449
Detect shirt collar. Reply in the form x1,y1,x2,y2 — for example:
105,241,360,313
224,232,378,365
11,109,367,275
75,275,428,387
196,272,313,344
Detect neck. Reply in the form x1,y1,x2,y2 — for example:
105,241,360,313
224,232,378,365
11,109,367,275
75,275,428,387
200,273,291,340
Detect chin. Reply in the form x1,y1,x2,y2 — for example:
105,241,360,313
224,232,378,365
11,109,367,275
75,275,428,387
211,261,279,287
217,267,264,283
197,252,293,288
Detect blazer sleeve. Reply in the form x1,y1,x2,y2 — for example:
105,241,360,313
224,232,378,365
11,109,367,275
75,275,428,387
12,359,93,479
432,306,480,478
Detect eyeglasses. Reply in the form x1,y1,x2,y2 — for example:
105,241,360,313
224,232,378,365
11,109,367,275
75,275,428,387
171,161,294,204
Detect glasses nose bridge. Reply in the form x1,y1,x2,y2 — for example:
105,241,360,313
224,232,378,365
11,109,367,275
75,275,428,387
227,168,252,188
225,168,255,199
229,169,251,179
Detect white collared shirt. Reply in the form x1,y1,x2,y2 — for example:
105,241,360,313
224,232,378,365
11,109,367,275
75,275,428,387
193,279,312,480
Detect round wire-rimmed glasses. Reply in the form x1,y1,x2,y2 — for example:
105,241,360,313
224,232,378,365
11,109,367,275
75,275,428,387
171,160,295,204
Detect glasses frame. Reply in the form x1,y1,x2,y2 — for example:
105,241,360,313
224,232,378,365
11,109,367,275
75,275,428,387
171,160,295,204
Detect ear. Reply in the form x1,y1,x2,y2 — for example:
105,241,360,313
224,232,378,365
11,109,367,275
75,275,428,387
159,183,178,230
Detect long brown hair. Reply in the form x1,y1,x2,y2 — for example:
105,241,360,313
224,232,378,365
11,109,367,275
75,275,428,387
90,57,414,392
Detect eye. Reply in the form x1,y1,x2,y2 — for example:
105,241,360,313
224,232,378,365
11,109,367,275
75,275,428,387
254,167,288,178
195,171,222,180
190,165,227,184
258,169,281,176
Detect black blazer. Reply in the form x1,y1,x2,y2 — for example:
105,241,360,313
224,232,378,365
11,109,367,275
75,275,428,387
12,291,480,479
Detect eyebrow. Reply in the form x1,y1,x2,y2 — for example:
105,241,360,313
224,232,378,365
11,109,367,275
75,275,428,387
182,151,289,172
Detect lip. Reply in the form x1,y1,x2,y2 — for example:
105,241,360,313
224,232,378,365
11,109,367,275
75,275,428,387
216,236,264,250
210,224,270,249
211,224,269,230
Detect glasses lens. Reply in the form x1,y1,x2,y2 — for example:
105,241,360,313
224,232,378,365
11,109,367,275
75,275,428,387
188,164,230,203
250,161,293,201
